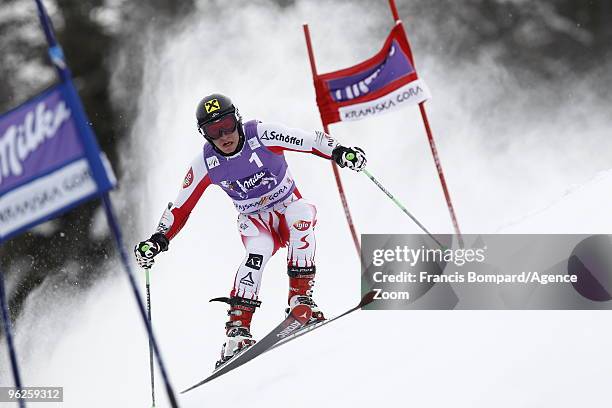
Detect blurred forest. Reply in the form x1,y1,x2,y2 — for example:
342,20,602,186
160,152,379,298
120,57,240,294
0,0,611,326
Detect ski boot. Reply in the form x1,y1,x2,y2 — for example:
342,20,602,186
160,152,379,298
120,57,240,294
216,327,256,369
286,266,326,326
210,296,261,369
286,295,326,326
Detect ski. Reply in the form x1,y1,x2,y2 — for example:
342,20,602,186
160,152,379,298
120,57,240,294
266,290,376,353
181,304,312,393
181,291,376,393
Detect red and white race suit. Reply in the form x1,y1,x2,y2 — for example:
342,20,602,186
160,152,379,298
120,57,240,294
154,121,339,300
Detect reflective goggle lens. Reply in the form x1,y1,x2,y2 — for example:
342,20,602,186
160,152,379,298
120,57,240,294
201,114,238,140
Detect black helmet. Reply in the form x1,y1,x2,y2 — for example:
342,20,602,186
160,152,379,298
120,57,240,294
196,93,244,156
196,93,235,127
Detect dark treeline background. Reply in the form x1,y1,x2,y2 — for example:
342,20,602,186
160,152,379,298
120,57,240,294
0,0,610,327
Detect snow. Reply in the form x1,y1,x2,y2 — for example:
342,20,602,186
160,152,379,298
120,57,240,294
1,1,611,407
499,170,612,233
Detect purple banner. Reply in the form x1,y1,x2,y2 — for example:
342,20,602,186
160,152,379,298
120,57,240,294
314,24,426,125
326,39,415,103
0,83,84,196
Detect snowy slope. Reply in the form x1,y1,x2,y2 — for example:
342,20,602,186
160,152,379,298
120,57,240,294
499,170,612,233
2,2,611,407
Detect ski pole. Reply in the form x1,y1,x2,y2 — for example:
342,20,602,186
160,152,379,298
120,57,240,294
0,267,25,408
145,268,156,408
362,168,444,249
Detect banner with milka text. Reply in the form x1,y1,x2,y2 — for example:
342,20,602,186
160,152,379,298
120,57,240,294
314,24,431,126
0,83,116,242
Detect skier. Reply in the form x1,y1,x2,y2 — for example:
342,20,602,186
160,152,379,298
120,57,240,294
134,94,366,367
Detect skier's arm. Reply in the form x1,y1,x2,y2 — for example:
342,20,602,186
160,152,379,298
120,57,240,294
156,154,212,240
258,122,367,171
257,122,340,159
134,154,212,268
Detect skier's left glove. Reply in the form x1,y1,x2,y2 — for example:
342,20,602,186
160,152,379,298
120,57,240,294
332,145,367,172
134,233,169,269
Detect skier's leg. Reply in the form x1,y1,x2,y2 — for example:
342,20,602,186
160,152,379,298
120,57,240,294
215,213,279,367
282,199,325,322
231,212,279,301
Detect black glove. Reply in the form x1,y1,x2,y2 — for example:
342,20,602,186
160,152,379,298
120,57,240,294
332,146,367,172
134,233,169,269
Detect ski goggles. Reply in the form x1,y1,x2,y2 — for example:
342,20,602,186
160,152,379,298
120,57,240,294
200,113,238,140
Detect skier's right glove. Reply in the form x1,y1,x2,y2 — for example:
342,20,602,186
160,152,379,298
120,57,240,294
134,233,169,269
332,145,367,172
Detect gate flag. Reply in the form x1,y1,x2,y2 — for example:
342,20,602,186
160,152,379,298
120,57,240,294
313,24,431,126
0,82,116,242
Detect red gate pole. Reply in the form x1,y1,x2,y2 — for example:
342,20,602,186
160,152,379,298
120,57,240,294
418,103,464,245
303,24,361,257
388,0,464,247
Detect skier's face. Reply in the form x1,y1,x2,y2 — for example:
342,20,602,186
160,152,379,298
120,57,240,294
213,129,240,154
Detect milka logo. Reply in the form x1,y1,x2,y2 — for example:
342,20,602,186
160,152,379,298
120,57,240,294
222,169,278,197
333,59,384,101
332,41,411,102
0,101,71,185
240,171,266,190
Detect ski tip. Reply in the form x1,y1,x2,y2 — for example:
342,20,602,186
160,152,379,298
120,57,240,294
290,304,313,324
359,290,377,307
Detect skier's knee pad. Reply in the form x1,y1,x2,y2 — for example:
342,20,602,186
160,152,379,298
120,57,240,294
284,199,317,229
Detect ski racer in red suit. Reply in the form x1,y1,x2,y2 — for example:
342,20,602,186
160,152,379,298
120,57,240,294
134,94,366,367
